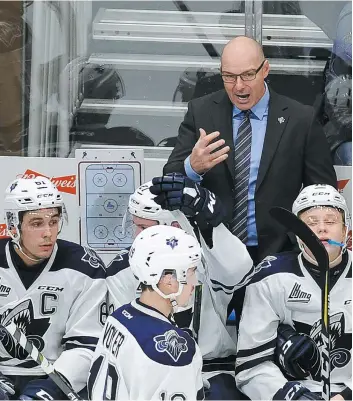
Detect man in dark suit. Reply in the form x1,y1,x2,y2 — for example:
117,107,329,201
164,36,337,264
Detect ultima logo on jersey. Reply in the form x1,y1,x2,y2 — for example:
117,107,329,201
17,169,76,195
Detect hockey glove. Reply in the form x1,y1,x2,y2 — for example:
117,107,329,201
276,324,321,380
0,372,15,400
19,377,66,400
150,173,225,227
273,382,323,400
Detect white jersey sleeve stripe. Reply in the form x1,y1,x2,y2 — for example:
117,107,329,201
237,338,276,359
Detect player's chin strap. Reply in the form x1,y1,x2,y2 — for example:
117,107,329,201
12,240,46,263
152,283,185,314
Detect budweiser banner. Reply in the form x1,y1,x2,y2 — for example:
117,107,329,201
20,169,76,195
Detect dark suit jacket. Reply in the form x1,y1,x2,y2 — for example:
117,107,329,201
164,88,338,261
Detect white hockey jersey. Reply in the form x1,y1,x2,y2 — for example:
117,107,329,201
0,239,107,392
88,299,204,400
106,222,254,378
235,251,352,400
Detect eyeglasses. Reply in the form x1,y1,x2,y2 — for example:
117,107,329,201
221,60,266,83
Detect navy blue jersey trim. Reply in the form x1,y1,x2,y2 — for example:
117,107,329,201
49,240,106,279
15,360,40,369
106,249,130,277
249,252,304,285
234,265,256,288
235,355,274,376
202,355,236,373
0,238,14,269
211,286,234,295
236,338,276,358
209,279,235,291
112,303,196,367
64,343,96,352
197,387,205,400
61,335,98,346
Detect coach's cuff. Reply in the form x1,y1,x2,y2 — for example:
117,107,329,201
184,156,203,182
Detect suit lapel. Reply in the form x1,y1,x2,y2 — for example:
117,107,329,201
256,90,290,192
211,90,235,180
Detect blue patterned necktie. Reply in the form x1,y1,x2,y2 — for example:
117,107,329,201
229,110,252,242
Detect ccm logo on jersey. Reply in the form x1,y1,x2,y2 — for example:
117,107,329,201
38,286,64,292
288,283,311,303
122,310,133,319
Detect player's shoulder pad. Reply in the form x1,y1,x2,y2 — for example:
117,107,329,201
50,239,106,279
106,248,130,277
112,304,196,367
0,239,10,269
249,251,304,285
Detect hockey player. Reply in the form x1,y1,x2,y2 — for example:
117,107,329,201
88,225,204,400
0,177,107,400
106,177,254,400
235,184,351,400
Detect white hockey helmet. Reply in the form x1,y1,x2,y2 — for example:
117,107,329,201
128,181,177,225
129,225,201,300
4,176,68,242
292,184,350,228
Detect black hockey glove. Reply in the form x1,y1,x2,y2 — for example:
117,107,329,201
273,382,323,400
276,324,321,380
150,173,225,227
0,372,15,400
19,377,66,400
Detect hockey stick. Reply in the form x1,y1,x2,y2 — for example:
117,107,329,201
173,1,220,59
269,206,330,400
0,321,82,401
192,283,203,343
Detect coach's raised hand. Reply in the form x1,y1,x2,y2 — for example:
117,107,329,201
190,128,230,174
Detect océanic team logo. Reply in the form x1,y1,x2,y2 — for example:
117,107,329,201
154,330,188,362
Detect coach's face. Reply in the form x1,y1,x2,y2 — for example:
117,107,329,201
221,37,269,110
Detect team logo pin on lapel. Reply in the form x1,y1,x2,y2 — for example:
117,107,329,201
278,117,285,124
